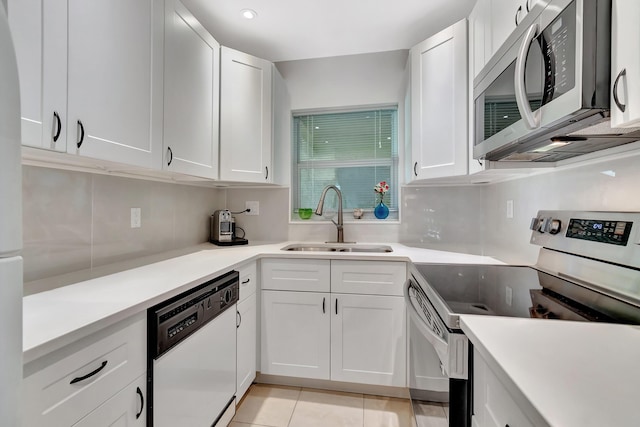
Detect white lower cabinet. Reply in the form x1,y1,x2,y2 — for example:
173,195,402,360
473,348,535,427
261,290,331,380
73,374,146,426
261,259,407,387
237,292,258,399
330,293,406,387
23,313,146,427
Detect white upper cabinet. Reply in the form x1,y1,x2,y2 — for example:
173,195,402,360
220,47,273,183
611,0,640,128
66,0,163,168
8,0,67,152
469,0,492,80
163,0,220,179
410,19,468,180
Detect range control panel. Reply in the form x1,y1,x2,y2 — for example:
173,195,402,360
566,218,633,246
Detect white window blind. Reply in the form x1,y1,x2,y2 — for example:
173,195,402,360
293,108,398,218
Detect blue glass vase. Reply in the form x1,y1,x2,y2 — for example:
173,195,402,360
374,201,389,219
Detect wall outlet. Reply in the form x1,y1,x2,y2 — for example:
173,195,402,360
506,200,514,219
131,207,141,228
245,201,259,216
505,286,513,306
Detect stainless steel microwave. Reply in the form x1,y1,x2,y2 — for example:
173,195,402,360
473,0,640,162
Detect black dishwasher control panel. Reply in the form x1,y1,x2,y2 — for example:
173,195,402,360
148,270,239,359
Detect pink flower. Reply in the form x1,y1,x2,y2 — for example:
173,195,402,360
374,181,390,194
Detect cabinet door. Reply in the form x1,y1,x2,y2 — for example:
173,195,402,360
411,19,468,180
611,0,640,127
8,0,67,151
490,0,519,54
473,349,535,427
236,293,257,400
66,0,163,168
261,290,330,379
163,0,220,179
72,374,146,427
220,47,273,183
330,294,406,387
469,0,492,79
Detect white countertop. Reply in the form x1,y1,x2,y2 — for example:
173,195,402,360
23,241,501,363
461,315,640,427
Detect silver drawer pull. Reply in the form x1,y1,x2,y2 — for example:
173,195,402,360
70,360,108,384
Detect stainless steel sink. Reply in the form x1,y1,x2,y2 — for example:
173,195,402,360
281,244,393,253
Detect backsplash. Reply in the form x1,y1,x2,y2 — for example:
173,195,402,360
21,148,640,289
22,166,226,284
484,150,640,264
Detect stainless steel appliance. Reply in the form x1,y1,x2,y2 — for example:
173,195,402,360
211,210,248,246
474,0,640,162
147,270,239,426
406,210,640,427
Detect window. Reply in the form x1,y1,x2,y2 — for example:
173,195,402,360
292,107,398,220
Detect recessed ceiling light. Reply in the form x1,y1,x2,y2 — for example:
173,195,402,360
241,9,257,19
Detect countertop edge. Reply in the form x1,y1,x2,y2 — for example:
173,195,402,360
24,242,502,364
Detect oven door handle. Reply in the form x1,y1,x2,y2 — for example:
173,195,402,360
404,279,448,356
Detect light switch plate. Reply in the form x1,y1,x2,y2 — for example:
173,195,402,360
506,200,514,219
131,208,141,228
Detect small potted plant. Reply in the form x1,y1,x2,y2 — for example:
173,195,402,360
373,181,390,219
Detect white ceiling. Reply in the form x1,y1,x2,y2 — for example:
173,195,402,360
181,0,476,62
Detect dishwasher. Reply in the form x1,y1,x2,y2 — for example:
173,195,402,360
147,270,239,427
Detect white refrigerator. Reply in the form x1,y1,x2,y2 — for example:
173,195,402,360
0,2,23,426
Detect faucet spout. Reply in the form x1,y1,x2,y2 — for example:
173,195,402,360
314,185,346,243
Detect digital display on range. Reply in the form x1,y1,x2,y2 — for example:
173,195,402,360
566,219,632,246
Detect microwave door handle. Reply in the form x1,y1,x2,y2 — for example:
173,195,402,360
404,280,448,356
515,22,541,130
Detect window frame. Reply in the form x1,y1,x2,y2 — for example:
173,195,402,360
290,105,400,223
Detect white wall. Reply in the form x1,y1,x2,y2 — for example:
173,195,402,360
276,50,409,111
483,150,640,264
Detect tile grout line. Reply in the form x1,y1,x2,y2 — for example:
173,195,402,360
285,387,303,427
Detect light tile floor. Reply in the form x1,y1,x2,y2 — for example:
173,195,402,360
230,384,449,427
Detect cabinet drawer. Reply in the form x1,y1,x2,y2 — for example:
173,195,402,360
331,260,407,296
261,259,330,292
72,374,146,427
238,261,257,301
24,314,146,427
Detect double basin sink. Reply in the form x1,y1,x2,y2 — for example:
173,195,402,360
281,243,393,253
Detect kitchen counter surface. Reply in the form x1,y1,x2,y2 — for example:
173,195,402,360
23,242,502,363
461,315,640,427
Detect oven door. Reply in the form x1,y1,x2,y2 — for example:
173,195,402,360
405,278,468,380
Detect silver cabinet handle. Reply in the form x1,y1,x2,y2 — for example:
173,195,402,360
335,298,338,315
413,162,418,177
236,310,242,328
265,166,269,180
242,278,250,284
515,5,522,26
322,297,325,314
514,23,541,130
613,69,627,113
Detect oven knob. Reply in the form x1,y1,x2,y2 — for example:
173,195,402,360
548,219,562,235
